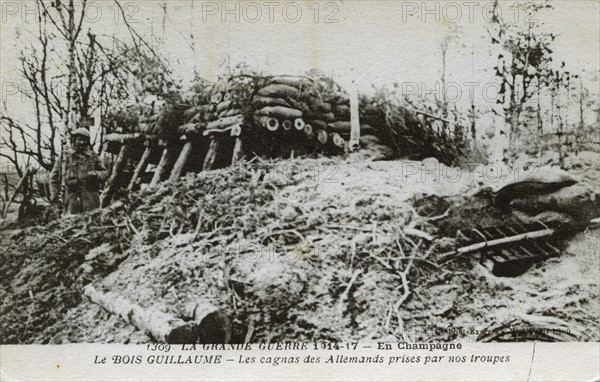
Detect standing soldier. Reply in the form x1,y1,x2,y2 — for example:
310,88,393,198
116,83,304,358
50,128,109,215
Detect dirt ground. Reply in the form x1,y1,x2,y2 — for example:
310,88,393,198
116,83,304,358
1,151,598,344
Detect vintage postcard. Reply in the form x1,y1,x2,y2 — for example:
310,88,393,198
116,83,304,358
0,0,598,381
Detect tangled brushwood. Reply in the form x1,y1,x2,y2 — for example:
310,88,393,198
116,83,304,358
2,152,599,344
1,158,451,343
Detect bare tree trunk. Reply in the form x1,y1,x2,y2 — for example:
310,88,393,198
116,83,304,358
58,0,79,213
440,48,448,119
470,103,477,147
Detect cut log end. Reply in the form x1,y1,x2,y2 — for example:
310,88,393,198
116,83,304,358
294,118,305,131
194,311,232,344
304,124,313,135
317,130,328,145
263,117,279,131
332,133,345,148
230,124,242,137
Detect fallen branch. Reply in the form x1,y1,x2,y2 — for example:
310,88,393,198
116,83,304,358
404,227,434,242
324,223,373,233
426,208,451,222
394,255,415,312
337,269,362,316
260,228,305,244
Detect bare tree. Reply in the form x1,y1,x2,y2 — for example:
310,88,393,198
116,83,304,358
1,0,173,177
438,24,463,119
488,1,557,159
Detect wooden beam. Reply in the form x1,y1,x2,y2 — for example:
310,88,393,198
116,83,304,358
104,133,143,143
126,142,152,192
100,145,129,208
168,141,193,182
149,145,173,188
203,136,220,171
1,165,31,219
231,137,244,165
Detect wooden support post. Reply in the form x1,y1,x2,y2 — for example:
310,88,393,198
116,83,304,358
349,81,360,151
149,142,173,188
1,164,31,219
203,136,220,171
231,137,244,166
126,141,152,192
100,144,129,208
168,140,193,182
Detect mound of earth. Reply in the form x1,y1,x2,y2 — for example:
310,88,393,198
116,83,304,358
1,152,598,343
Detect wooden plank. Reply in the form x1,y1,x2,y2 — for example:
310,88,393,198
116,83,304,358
168,141,193,182
100,144,129,208
202,136,220,171
126,143,152,192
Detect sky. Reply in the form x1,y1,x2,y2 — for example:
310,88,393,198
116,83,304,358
0,0,599,164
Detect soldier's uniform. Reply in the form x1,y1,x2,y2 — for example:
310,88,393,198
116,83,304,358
49,129,109,215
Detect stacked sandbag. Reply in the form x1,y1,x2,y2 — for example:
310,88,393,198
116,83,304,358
253,77,312,142
494,167,579,208
494,166,599,228
251,76,353,154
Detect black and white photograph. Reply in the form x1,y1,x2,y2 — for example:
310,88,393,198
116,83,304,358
0,0,599,380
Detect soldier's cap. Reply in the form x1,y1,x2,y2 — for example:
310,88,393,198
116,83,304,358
71,128,91,139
